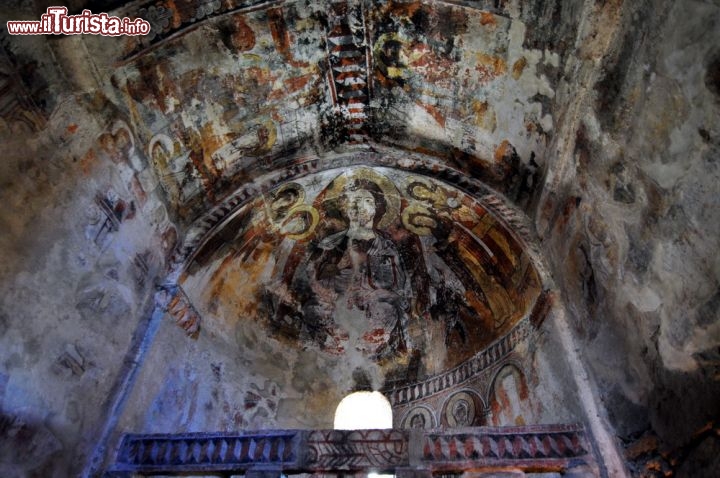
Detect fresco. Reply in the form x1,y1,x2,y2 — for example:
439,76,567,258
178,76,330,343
104,0,562,220
368,1,555,192
488,364,532,426
113,3,327,219
443,390,482,427
401,406,435,429
181,166,540,377
270,172,412,360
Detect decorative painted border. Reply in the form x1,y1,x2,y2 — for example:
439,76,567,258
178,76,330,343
383,317,533,406
306,429,408,469
112,430,301,473
388,291,554,414
107,424,595,475
422,424,594,471
155,284,202,337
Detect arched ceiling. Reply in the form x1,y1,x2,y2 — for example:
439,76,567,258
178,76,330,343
76,0,573,383
92,0,573,221
1,0,571,409
2,0,720,475
0,0,578,428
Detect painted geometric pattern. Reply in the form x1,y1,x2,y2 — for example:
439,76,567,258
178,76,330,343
385,318,532,406
109,425,593,474
325,0,371,143
424,425,591,464
115,431,299,472
306,430,408,469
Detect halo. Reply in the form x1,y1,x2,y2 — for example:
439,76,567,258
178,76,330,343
283,205,319,241
110,120,135,155
373,32,411,81
401,203,437,236
268,182,305,214
401,405,436,429
405,176,448,207
321,167,401,229
148,133,175,159
445,391,477,427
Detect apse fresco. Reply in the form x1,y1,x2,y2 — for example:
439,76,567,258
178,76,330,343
442,391,482,427
371,2,511,141
489,365,532,426
182,167,540,376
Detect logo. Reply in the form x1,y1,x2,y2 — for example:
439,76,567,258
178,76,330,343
7,7,151,36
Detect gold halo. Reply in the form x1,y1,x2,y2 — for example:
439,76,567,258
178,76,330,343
321,168,401,229
404,176,447,207
445,391,477,427
283,205,319,241
270,182,305,209
373,32,411,81
266,182,306,225
401,203,437,236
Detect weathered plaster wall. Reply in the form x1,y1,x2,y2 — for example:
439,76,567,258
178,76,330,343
537,0,720,475
367,0,583,204
0,37,176,477
114,300,588,432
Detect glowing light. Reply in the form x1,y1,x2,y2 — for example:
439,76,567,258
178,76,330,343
334,391,393,430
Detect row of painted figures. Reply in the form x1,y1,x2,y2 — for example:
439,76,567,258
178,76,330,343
400,365,532,429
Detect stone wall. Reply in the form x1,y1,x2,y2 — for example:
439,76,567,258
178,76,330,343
536,0,720,475
0,36,176,476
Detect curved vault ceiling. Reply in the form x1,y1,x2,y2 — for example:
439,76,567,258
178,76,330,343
100,0,563,222
4,1,719,475
76,0,567,386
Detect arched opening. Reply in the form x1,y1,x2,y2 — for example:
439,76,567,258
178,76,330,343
334,391,393,430
335,392,395,477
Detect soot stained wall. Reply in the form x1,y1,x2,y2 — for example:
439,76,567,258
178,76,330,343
537,0,720,475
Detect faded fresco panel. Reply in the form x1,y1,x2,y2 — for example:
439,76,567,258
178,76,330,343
181,167,541,379
113,3,327,219
368,1,554,193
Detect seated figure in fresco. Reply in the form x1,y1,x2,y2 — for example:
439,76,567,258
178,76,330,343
302,178,412,360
